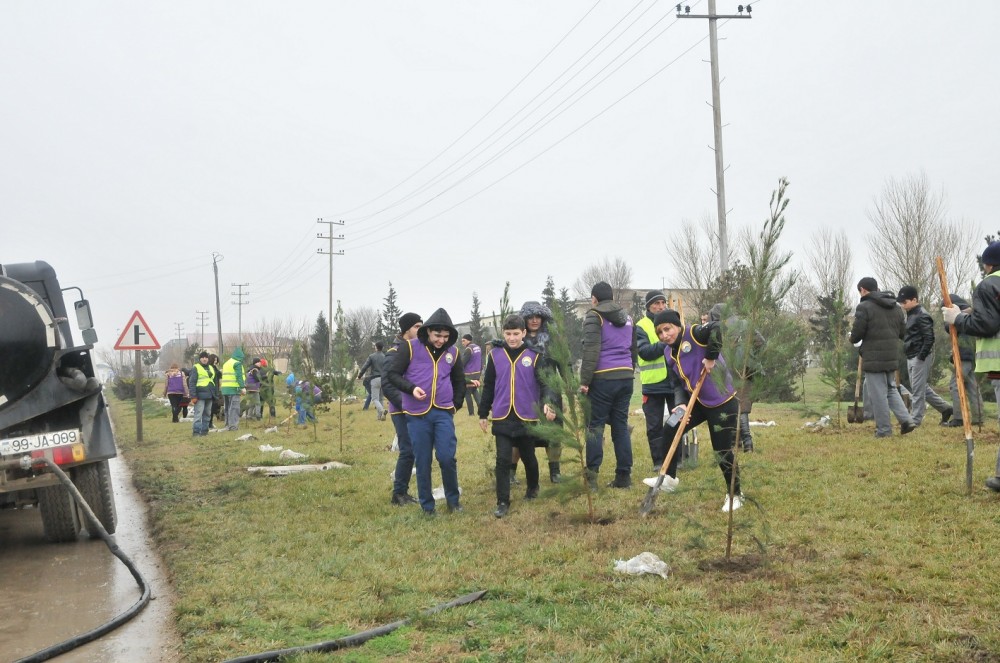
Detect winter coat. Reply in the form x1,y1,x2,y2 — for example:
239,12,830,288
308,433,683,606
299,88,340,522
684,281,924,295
954,272,1000,340
849,291,905,373
579,300,636,386
385,308,467,409
944,295,976,363
903,305,935,360
358,351,385,380
164,368,189,397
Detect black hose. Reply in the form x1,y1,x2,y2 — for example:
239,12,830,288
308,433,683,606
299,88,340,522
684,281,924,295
14,458,151,663
222,590,488,663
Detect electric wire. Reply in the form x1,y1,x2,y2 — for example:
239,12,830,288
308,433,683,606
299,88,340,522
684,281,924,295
324,0,605,221
343,22,719,253
340,7,698,248
343,0,652,226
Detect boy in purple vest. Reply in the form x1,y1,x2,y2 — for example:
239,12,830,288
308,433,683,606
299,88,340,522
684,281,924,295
653,309,743,512
460,334,483,415
384,312,423,506
385,308,466,515
479,315,557,518
579,281,637,489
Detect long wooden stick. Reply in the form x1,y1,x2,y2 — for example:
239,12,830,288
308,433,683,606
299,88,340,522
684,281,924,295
936,256,974,495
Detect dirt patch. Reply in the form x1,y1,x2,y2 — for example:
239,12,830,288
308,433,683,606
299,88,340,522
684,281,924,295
698,553,767,574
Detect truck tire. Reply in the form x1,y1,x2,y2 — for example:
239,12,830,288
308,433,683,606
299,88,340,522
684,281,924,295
74,460,117,537
38,484,82,542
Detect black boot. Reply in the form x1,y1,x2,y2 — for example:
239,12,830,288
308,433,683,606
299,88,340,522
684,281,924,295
548,462,561,483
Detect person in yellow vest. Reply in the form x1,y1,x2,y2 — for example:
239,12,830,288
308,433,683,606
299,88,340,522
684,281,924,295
635,290,679,475
187,351,218,436
220,347,247,431
943,240,1000,492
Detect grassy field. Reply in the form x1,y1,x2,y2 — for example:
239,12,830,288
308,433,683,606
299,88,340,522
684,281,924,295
112,375,1000,662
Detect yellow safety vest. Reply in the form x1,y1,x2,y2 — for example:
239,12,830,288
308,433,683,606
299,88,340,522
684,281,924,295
221,357,241,389
636,316,668,384
194,363,213,387
975,272,1000,373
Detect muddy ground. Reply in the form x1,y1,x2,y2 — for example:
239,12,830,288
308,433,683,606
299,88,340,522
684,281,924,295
0,455,182,662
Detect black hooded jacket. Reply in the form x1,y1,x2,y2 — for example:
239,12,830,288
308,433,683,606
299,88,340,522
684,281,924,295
385,308,466,409
849,291,905,373
580,300,637,385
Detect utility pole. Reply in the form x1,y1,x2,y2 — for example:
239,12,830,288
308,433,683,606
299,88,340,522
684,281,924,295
677,2,752,275
317,218,345,363
174,322,185,341
196,310,209,349
212,252,225,357
231,283,250,346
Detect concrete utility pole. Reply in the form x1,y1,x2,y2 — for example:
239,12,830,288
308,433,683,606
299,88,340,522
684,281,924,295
212,252,225,357
174,322,184,341
196,310,209,348
678,1,752,275
317,218,345,363
231,283,250,345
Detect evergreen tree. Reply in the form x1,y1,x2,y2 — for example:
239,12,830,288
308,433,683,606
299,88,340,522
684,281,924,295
380,282,403,346
329,301,355,451
542,275,557,310
345,315,368,367
491,282,513,339
629,291,644,322
557,287,584,362
469,292,486,346
309,312,331,370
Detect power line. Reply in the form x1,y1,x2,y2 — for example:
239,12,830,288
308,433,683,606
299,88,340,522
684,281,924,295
325,0,607,221
231,282,250,344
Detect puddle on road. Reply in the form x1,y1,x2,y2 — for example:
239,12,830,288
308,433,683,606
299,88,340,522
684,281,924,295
0,456,182,662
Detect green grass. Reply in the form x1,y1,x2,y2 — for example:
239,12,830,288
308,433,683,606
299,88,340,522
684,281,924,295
112,378,1000,662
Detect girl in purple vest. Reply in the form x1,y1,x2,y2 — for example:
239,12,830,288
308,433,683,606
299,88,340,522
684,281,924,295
653,309,743,512
479,315,558,518
164,363,189,423
384,308,466,516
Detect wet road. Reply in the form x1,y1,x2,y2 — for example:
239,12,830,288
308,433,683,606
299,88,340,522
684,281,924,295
0,455,182,662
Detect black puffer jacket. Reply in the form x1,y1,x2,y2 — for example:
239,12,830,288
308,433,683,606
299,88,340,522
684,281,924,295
849,291,905,372
903,305,935,360
954,271,1000,340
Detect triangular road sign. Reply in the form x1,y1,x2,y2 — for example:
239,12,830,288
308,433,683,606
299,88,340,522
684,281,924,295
114,310,161,350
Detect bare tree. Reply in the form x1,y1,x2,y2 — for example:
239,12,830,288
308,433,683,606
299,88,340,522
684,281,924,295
867,173,978,300
670,214,722,291
244,317,304,362
805,228,854,305
573,256,633,306
345,306,380,342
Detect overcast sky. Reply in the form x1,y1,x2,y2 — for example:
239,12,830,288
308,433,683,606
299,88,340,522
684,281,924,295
2,1,997,354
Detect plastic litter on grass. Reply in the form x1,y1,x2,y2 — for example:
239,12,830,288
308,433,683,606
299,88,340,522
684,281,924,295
613,552,671,579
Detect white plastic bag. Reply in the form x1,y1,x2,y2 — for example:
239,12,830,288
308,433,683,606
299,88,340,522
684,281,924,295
613,552,670,579
279,449,308,460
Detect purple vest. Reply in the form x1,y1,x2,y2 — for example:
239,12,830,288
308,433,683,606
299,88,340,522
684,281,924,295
401,339,459,415
464,343,482,377
489,346,541,421
664,326,735,408
245,368,261,392
594,313,634,373
166,372,186,394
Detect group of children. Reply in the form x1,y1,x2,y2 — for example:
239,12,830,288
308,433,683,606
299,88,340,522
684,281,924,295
382,294,744,518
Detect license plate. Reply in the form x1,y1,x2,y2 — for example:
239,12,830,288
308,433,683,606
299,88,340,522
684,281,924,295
0,429,82,456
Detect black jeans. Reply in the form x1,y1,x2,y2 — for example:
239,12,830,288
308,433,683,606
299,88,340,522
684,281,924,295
495,433,539,505
465,387,480,415
585,379,634,476
663,397,740,494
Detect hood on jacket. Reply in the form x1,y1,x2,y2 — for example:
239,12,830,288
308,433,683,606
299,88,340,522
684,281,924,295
518,300,553,323
592,300,630,327
231,347,246,362
865,291,900,309
709,303,727,322
417,308,459,348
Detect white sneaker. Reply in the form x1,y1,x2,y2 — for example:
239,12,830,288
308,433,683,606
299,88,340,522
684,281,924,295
642,476,679,492
721,494,744,513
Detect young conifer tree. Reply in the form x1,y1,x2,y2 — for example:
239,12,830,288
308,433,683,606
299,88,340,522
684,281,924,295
328,301,355,451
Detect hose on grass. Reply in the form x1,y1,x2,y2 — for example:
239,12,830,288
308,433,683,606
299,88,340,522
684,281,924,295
222,590,488,663
7,457,151,663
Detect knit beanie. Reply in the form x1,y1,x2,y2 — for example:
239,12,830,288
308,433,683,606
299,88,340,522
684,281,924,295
398,312,422,333
644,290,667,309
982,241,1000,267
652,309,682,328
461,333,473,341
857,277,879,293
591,281,614,302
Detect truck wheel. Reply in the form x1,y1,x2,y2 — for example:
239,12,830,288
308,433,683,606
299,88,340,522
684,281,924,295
74,460,117,537
38,484,82,542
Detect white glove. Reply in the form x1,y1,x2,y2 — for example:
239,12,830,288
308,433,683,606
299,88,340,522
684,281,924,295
942,305,961,325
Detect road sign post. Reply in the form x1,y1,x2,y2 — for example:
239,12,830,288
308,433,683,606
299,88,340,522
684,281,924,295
114,311,160,442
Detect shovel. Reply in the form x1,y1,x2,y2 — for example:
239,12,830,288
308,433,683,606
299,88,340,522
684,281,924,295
937,256,974,495
639,368,708,516
847,356,863,423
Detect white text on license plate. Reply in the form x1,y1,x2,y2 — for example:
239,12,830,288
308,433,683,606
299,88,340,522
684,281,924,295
0,429,81,456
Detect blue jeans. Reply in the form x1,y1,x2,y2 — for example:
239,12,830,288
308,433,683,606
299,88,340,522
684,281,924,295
406,408,459,512
391,413,415,496
585,379,634,476
192,397,213,435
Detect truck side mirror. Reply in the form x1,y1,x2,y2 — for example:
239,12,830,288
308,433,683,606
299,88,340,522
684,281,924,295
74,300,94,330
